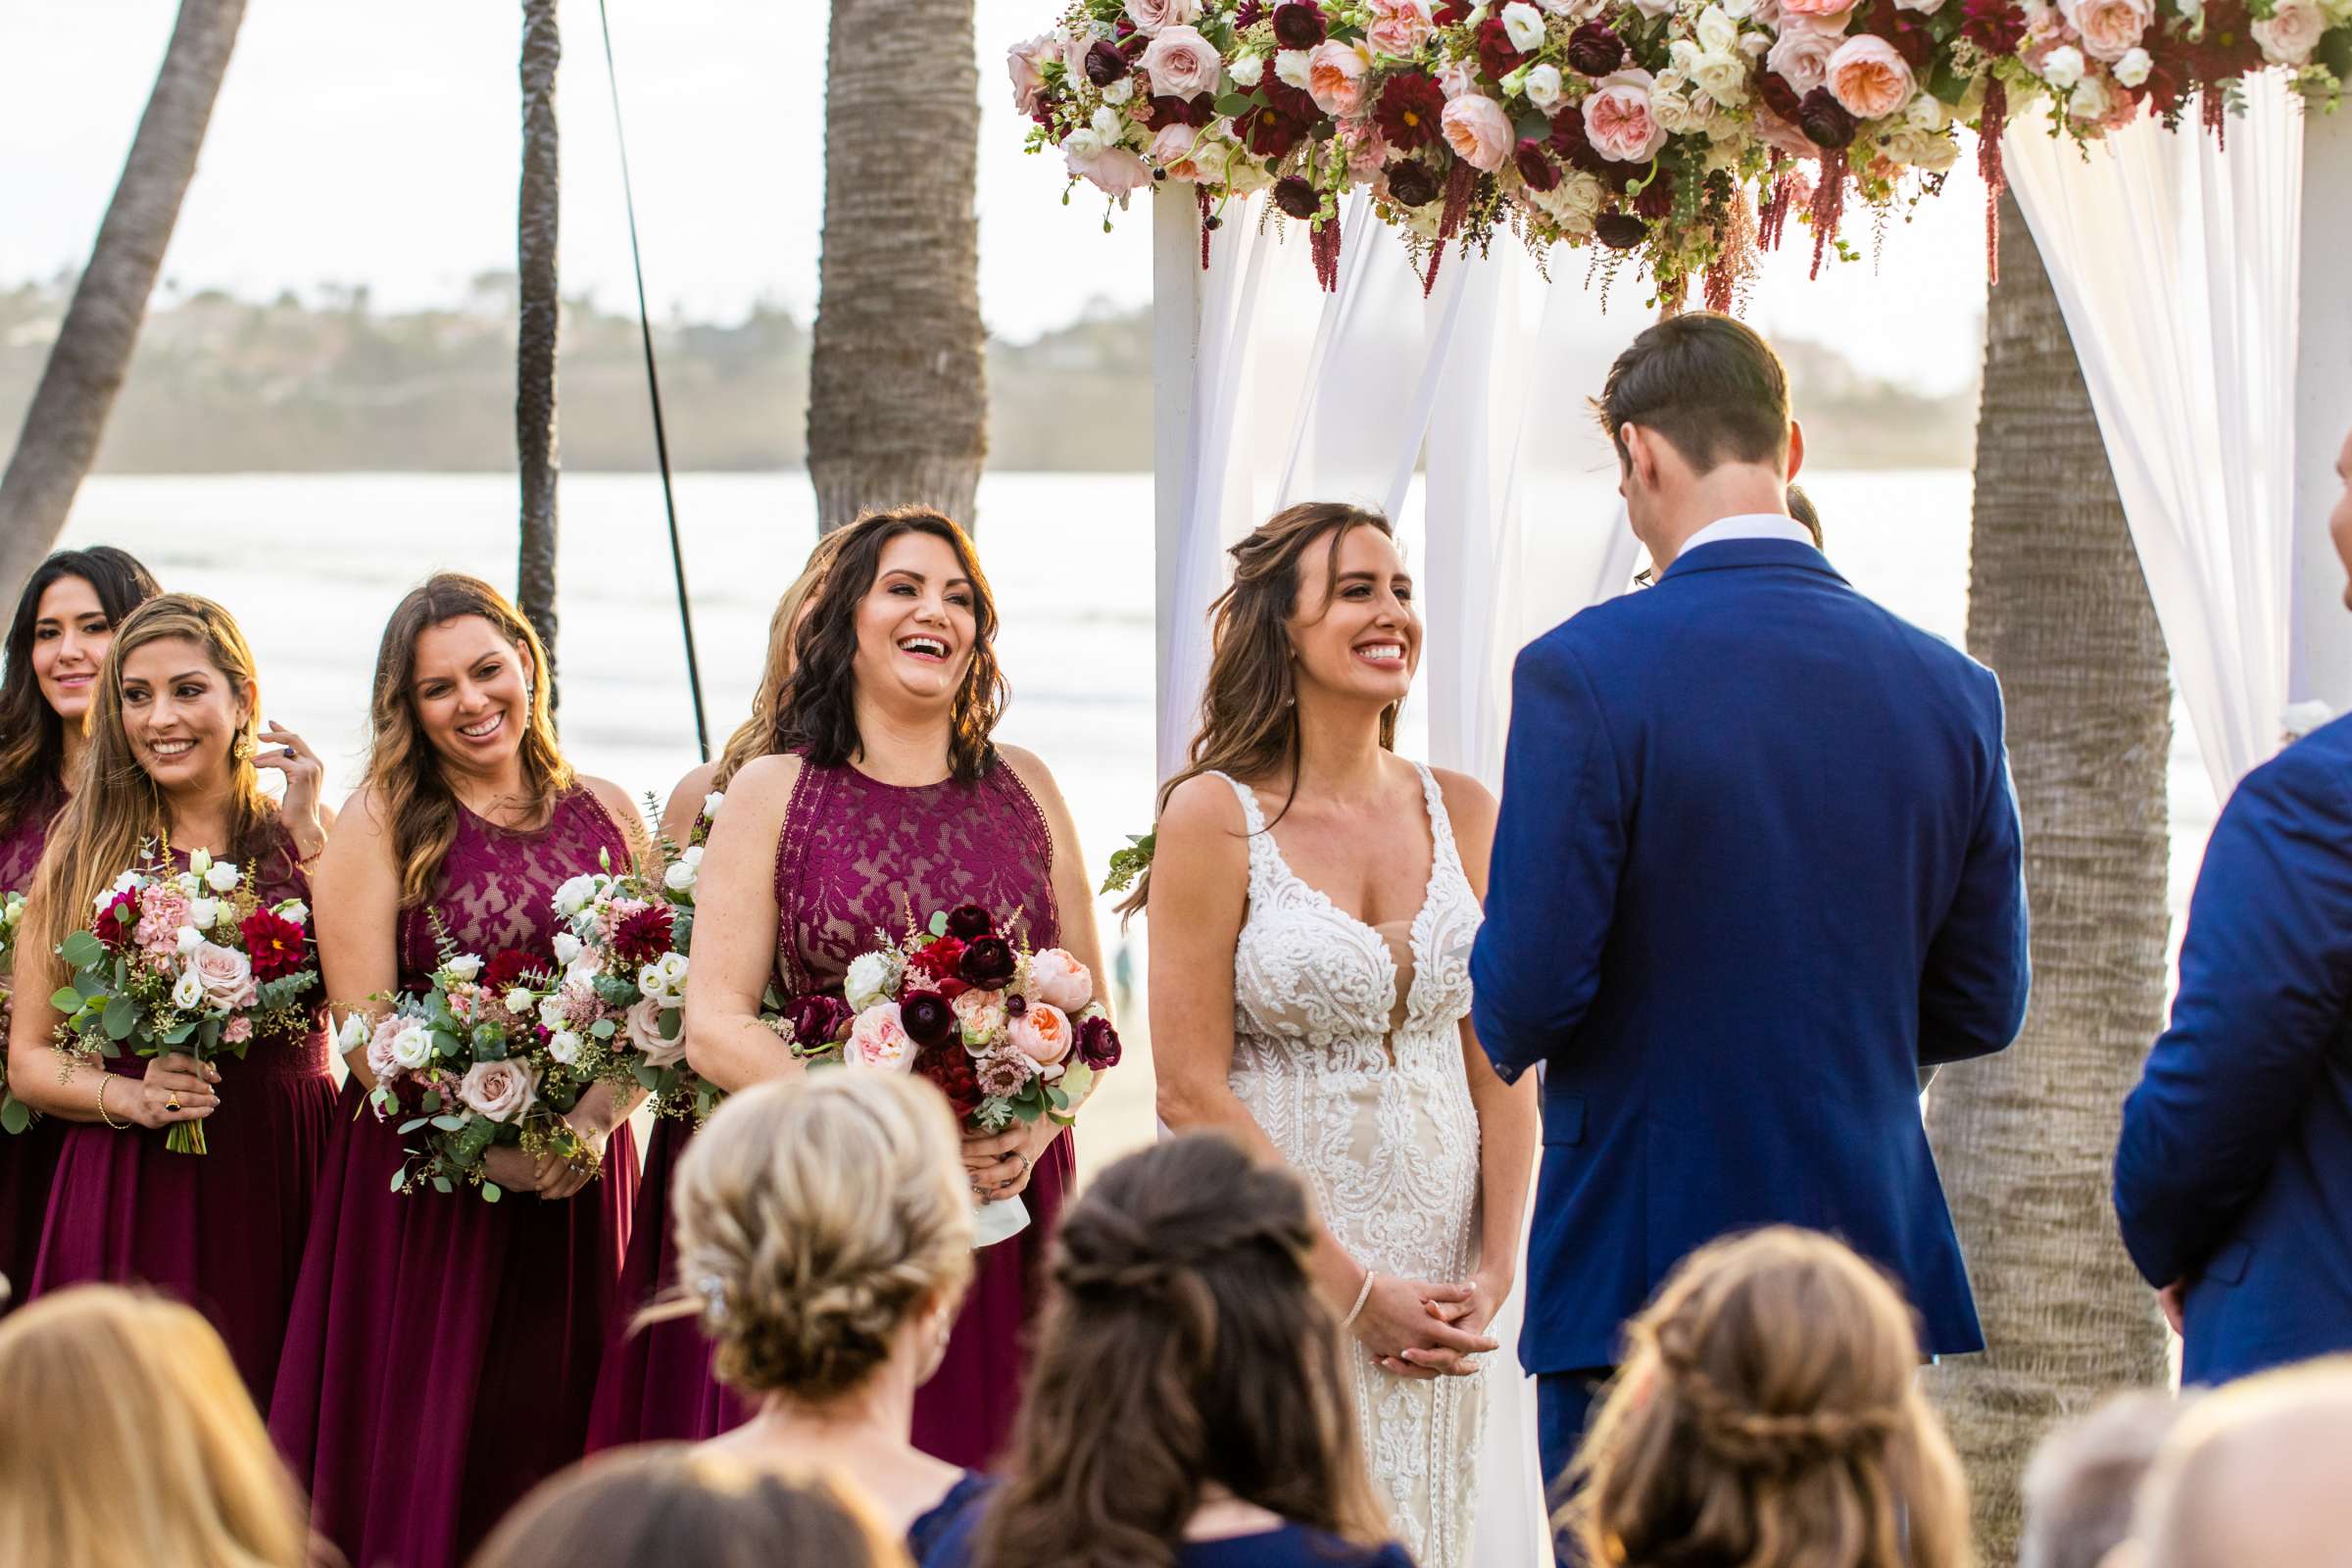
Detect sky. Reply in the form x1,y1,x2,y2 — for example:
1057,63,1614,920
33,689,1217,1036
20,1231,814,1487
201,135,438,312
1,0,1990,394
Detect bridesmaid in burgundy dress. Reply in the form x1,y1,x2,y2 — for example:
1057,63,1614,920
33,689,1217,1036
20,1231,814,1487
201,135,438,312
686,506,1111,1469
586,529,844,1449
10,594,335,1404
0,547,159,1310
268,574,647,1568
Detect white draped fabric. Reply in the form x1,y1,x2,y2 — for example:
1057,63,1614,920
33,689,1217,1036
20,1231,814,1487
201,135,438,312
2002,82,2305,796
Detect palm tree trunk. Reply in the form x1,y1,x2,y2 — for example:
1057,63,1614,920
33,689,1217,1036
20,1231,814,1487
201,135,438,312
1922,185,2173,1565
0,0,245,596
516,0,562,707
808,0,987,535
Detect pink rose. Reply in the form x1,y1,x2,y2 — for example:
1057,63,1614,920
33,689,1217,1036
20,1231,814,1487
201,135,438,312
2252,0,2326,63
458,1057,538,1124
1777,0,1856,19
222,1013,253,1046
366,1020,402,1084
1067,141,1154,195
1825,34,1914,120
1441,93,1514,172
1008,1003,1075,1067
190,942,257,1011
1583,71,1669,163
1125,0,1200,34
1367,0,1437,57
1306,41,1369,116
624,995,687,1069
951,988,1009,1044
1008,34,1056,115
2061,0,2153,60
1766,16,1848,93
1140,24,1222,99
846,1003,918,1072
1024,949,1096,1013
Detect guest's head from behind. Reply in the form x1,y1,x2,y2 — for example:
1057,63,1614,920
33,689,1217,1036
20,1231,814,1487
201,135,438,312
469,1446,911,1568
367,572,571,903
2019,1390,2195,1568
2114,1356,2352,1568
713,528,851,791
662,1070,975,1407
1596,313,1806,569
0,545,160,824
0,1285,309,1568
777,506,1005,785
962,1132,1388,1567
1118,502,1409,920
1563,1226,1969,1568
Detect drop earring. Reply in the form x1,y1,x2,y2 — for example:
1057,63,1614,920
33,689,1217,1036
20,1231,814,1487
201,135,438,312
232,734,257,762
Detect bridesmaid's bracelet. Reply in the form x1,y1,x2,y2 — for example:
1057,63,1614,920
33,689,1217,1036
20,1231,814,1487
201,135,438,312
95,1076,125,1130
1344,1269,1378,1328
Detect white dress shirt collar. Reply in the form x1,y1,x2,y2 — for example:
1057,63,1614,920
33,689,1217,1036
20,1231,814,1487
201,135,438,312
1678,513,1817,558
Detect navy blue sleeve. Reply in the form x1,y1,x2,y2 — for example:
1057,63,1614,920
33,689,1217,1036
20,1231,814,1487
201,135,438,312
1470,635,1627,1085
1917,672,2031,1066
2115,742,2352,1287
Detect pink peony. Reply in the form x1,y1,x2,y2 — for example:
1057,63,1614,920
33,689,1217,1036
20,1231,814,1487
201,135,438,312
1024,949,1096,1013
2252,0,2327,62
846,1003,918,1072
1140,24,1222,99
1825,34,1915,120
624,995,687,1069
1008,33,1057,114
1306,41,1369,116
1367,0,1437,57
1582,71,1669,163
1125,0,1200,33
2061,0,2154,60
190,942,258,1011
1008,1003,1075,1067
458,1057,538,1123
1067,140,1154,195
1441,92,1515,172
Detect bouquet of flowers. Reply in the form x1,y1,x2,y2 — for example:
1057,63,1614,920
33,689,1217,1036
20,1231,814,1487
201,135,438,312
1013,0,2349,304
794,905,1125,1247
1,889,33,1135
50,845,319,1153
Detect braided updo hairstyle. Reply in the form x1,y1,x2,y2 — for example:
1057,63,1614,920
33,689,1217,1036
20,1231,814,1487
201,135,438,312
1563,1227,1972,1568
967,1133,1387,1568
662,1072,975,1402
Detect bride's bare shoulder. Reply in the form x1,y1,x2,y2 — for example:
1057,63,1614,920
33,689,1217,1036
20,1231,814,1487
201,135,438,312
1155,771,1252,849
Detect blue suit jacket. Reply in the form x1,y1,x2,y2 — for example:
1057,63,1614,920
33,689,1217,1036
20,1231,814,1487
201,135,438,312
1471,538,2030,1373
2115,710,2352,1385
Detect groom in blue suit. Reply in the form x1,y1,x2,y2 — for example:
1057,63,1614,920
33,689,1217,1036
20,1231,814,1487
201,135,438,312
1470,315,2031,1518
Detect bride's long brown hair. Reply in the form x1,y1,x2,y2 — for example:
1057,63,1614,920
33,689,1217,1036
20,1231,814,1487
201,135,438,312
1116,502,1396,920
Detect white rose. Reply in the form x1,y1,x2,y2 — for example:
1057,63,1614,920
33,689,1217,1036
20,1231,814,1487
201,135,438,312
2112,46,2152,85
1229,53,1264,86
663,858,698,894
547,1028,582,1065
1687,49,1752,108
187,898,216,930
176,925,205,956
2041,45,2086,87
537,995,568,1031
553,932,584,966
702,790,725,820
1274,49,1314,89
1522,62,1565,107
553,874,600,918
1501,0,1548,50
1906,92,1952,129
444,954,482,982
1695,5,1742,52
172,968,206,1009
274,899,309,925
506,986,536,1016
205,861,240,895
2068,73,2110,119
845,951,895,1012
1911,130,1959,171
389,1021,434,1071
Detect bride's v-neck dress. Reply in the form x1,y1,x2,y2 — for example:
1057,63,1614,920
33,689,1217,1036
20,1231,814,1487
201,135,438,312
1212,764,1487,1568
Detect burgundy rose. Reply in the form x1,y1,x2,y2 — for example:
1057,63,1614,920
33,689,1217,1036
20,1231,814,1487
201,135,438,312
1085,39,1130,86
1273,174,1321,220
611,905,676,969
1375,72,1448,152
94,888,138,950
1384,157,1444,206
900,991,958,1051
1594,212,1649,249
1797,87,1857,149
1273,1,1328,48
1076,1014,1124,1071
1475,18,1531,81
1566,22,1627,77
482,949,537,993
781,994,853,1050
946,905,996,940
1959,0,2029,57
958,935,1018,991
909,936,966,983
1514,139,1562,193
1757,65,1804,122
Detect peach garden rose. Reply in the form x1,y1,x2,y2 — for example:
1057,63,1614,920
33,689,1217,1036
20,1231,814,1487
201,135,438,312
1826,35,1916,121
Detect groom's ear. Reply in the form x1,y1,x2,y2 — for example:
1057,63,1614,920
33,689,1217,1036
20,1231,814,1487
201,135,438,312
1621,423,1666,492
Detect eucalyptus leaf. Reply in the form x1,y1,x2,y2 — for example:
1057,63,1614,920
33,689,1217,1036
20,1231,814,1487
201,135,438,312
49,986,82,1013
163,1019,197,1046
59,930,105,968
399,1117,429,1134
102,995,137,1041
482,1182,504,1203
1,1097,30,1135
1213,91,1256,118
433,1175,453,1194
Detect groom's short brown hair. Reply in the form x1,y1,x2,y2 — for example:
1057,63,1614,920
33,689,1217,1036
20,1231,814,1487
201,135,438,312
1596,313,1792,476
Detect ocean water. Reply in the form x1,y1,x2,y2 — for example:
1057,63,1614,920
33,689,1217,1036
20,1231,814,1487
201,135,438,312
58,470,2217,1169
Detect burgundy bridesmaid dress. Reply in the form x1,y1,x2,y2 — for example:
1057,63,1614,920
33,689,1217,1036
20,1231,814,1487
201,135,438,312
268,788,641,1568
775,756,1075,1469
0,777,70,1313
29,817,337,1403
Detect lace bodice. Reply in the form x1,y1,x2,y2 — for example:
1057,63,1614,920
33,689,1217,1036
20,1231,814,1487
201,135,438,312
772,756,1059,998
397,787,632,991
1218,762,1487,1568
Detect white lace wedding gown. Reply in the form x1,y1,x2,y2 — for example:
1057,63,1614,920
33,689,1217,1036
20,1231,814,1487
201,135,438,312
1216,764,1488,1568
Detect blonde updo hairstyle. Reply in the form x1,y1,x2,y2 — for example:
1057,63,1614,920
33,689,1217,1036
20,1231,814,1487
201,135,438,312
1563,1226,1972,1568
663,1071,975,1401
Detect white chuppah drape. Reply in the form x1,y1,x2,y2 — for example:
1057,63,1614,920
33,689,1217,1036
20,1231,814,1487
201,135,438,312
2002,80,2305,796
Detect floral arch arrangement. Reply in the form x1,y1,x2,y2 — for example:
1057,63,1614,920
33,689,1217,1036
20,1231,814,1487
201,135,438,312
1009,0,2348,305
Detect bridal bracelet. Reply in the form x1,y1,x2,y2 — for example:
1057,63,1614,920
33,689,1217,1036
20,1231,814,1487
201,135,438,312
1344,1269,1377,1328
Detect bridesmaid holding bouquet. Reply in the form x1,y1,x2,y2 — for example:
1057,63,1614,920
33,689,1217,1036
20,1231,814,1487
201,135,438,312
269,573,648,1568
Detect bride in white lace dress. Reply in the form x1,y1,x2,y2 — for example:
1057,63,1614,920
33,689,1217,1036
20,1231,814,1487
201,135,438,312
1134,504,1540,1568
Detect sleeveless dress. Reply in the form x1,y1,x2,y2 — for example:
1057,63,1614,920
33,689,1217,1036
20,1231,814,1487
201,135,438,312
776,756,1073,1469
29,817,336,1404
269,787,641,1568
1215,763,1488,1568
0,778,69,1314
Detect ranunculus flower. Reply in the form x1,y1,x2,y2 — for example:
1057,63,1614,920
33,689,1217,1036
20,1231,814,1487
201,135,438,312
1076,1013,1124,1071
459,1057,538,1123
1375,72,1449,150
2251,0,2326,62
912,937,967,984
946,905,995,941
1025,949,1096,1013
240,906,309,982
1593,211,1649,248
781,993,853,1050
1366,0,1436,56
1583,71,1668,163
1008,1003,1074,1067
953,987,1010,1045
1086,39,1131,85
1273,173,1322,219
900,990,958,1050
1138,24,1219,98
191,942,258,1011
1797,84,1858,145
1384,157,1444,205
959,936,1018,991
1125,0,1200,34
1825,34,1913,119
1305,40,1369,115
1515,138,1564,190
846,1004,918,1072
1441,92,1515,171
1008,33,1057,114
1273,0,1328,47
1069,141,1154,197
625,996,687,1069
1567,22,1628,74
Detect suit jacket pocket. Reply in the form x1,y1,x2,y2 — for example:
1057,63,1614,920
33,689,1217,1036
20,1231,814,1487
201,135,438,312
1544,1094,1587,1147
2204,1240,2252,1286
